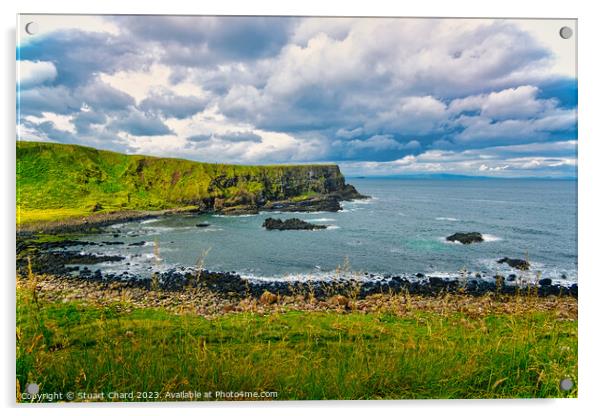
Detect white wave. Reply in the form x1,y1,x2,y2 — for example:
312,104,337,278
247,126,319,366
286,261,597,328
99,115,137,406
326,225,340,230
436,217,459,221
482,234,502,242
141,218,160,224
195,227,223,232
239,270,384,283
345,197,377,205
212,214,257,218
438,237,462,245
306,218,336,222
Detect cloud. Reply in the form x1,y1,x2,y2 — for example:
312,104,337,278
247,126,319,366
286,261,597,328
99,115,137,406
113,16,294,67
139,89,207,119
338,135,422,157
335,127,363,139
454,107,576,144
187,131,262,144
18,60,57,88
368,96,448,135
110,110,173,136
25,112,75,134
340,143,577,178
18,29,152,86
18,85,81,116
16,16,577,176
449,85,557,119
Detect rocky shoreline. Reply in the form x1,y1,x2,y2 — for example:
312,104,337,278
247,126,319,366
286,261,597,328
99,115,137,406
16,186,577,302
17,234,578,300
18,185,368,236
20,273,578,319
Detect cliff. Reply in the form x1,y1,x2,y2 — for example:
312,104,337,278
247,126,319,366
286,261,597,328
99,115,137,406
17,141,366,225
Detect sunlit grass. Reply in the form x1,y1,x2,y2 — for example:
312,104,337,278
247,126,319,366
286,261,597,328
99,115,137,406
17,207,92,227
16,274,577,402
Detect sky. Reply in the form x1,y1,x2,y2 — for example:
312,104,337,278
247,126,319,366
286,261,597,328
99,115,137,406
17,15,577,177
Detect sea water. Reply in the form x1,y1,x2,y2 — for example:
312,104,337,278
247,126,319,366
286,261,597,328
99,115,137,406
70,178,578,283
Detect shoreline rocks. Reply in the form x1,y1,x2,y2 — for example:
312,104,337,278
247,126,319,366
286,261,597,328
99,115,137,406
446,232,484,245
16,220,576,302
497,257,530,271
64,267,579,300
263,217,327,230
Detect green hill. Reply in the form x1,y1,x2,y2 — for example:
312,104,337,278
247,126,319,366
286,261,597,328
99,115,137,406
17,141,358,226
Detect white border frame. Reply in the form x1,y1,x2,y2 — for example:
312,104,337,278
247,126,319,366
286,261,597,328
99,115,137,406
3,1,600,415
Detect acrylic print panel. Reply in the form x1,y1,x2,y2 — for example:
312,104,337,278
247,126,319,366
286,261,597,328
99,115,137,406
16,15,577,402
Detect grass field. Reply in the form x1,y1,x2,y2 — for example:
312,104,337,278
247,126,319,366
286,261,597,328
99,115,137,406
16,276,578,402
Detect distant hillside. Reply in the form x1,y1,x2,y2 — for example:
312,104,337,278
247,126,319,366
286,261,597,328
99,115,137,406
17,141,361,226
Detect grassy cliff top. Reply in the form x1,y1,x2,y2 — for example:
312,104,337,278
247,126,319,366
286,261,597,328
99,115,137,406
17,141,346,226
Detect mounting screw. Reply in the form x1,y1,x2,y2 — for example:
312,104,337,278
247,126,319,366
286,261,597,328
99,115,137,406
559,26,573,40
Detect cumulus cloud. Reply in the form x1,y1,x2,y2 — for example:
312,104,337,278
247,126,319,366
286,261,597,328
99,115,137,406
16,16,577,177
139,89,208,119
449,85,557,119
113,15,294,67
18,60,57,88
110,110,173,136
340,144,577,178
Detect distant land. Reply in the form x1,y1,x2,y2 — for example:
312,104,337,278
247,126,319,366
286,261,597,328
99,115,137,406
346,173,577,180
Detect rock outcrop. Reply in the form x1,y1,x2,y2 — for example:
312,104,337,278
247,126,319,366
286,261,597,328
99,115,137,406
262,218,327,230
497,257,530,270
446,232,484,244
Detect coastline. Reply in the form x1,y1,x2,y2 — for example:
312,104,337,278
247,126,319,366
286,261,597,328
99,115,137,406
17,188,368,235
18,273,578,318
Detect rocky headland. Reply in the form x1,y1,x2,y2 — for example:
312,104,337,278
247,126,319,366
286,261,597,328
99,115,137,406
17,141,368,234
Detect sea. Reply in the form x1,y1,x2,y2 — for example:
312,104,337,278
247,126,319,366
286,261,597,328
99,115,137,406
69,178,578,285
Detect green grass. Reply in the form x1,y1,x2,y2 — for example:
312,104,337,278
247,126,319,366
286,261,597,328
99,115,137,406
17,285,577,401
17,141,345,225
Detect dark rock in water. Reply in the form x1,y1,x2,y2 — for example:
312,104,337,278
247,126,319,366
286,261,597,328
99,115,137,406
446,232,484,244
507,274,517,282
102,241,124,245
262,217,327,231
195,222,211,228
539,278,552,286
497,257,530,270
129,241,146,246
416,273,425,278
